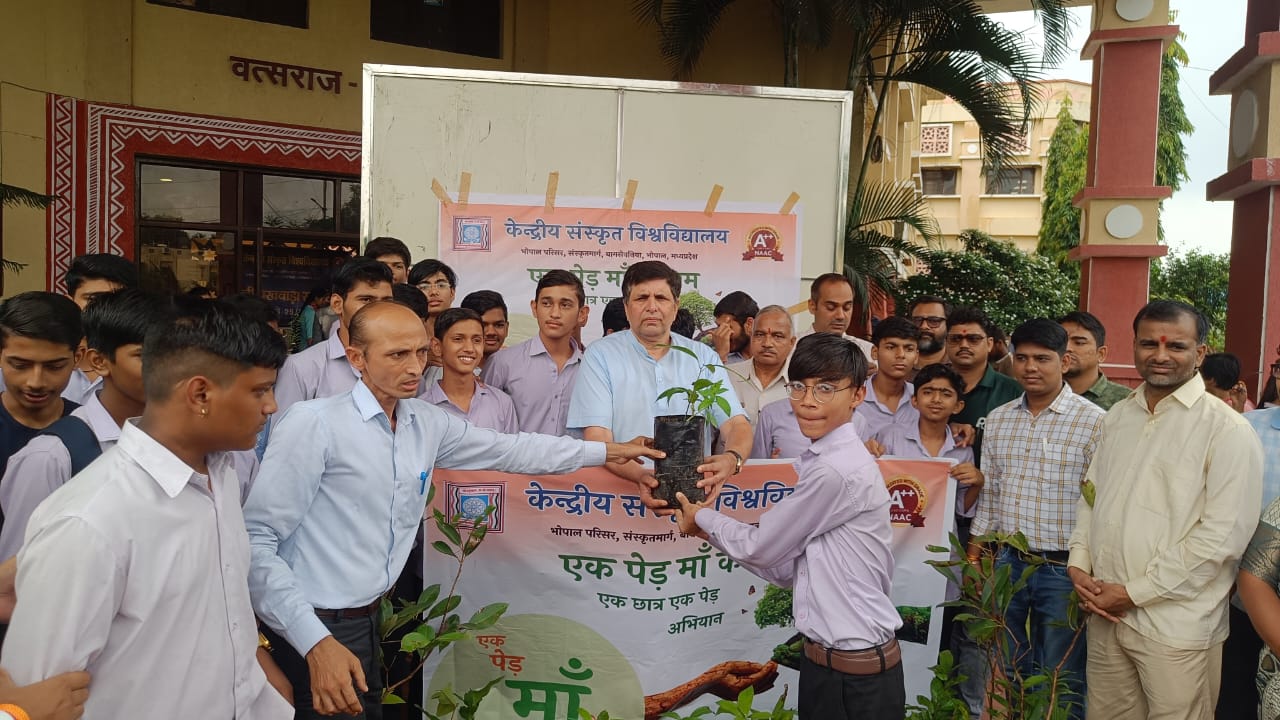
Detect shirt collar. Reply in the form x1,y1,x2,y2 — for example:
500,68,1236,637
527,335,583,363
423,377,487,406
78,391,122,442
1137,372,1207,411
747,359,788,390
1017,382,1074,414
326,325,348,361
352,380,391,421
116,420,210,499
805,421,861,456
903,420,957,456
863,376,912,411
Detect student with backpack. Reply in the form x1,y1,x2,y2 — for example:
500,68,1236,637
0,290,171,560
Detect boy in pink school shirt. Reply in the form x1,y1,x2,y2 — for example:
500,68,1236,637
674,333,905,719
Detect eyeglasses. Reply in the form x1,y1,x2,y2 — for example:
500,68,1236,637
947,333,987,346
417,281,453,291
784,381,852,404
911,315,946,328
1271,363,1280,378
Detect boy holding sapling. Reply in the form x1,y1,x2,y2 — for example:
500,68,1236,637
673,333,905,719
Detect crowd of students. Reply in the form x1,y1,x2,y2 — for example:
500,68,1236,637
0,239,1270,720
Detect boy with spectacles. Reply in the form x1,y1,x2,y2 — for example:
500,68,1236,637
674,333,905,720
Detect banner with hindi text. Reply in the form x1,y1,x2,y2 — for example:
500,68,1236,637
424,458,955,719
437,196,802,343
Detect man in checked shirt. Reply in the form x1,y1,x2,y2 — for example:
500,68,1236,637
967,318,1104,720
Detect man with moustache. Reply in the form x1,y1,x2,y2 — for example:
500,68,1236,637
1058,311,1131,411
1069,300,1262,720
726,305,795,426
907,296,951,377
246,301,662,719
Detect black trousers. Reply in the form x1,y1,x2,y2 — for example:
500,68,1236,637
798,653,906,720
265,614,384,720
1216,603,1263,719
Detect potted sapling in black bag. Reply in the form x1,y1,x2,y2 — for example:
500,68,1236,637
653,345,734,505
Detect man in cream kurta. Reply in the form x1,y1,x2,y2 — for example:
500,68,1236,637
1067,300,1262,720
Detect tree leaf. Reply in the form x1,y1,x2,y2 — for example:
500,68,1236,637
435,516,463,546
431,541,457,558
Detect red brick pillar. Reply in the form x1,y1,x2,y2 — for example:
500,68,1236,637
1068,2,1177,385
1209,0,1280,399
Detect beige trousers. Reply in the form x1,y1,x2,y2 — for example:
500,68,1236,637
1085,618,1223,720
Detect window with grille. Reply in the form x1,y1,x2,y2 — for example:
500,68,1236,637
920,124,953,156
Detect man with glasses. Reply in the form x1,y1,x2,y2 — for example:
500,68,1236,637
409,259,458,376
906,296,952,375
941,305,1021,719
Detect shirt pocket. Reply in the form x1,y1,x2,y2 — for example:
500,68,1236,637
1134,457,1202,520
1042,441,1090,493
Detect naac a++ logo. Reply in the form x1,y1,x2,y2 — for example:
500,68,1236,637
886,474,927,528
742,226,785,261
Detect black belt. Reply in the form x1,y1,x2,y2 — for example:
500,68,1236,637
314,598,381,621
1015,549,1070,564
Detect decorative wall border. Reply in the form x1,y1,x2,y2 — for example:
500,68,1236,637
47,96,361,291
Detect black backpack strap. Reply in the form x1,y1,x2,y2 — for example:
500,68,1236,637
38,416,103,476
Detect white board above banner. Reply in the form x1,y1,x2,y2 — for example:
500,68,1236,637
360,65,853,289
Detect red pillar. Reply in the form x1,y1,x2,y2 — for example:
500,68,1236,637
1209,0,1280,399
1068,11,1177,385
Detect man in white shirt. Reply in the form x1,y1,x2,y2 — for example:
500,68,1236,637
797,273,875,366
1068,300,1263,720
1,302,294,719
726,305,794,425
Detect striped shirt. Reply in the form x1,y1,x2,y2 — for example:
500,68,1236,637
971,384,1104,551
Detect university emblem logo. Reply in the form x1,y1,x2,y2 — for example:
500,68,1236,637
742,225,785,261
446,481,506,533
453,217,492,252
886,474,927,528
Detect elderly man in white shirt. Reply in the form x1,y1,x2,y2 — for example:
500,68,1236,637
1,302,295,719
726,305,795,426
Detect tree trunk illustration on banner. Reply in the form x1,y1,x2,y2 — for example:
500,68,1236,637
654,345,736,504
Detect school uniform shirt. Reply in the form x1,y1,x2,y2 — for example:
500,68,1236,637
423,378,519,434
567,330,744,442
0,391,119,561
695,422,900,649
726,358,789,426
874,421,974,517
874,421,975,604
751,397,868,460
482,336,584,436
61,368,102,407
246,380,607,657
855,377,918,439
272,327,360,416
1,421,293,719
1069,374,1262,650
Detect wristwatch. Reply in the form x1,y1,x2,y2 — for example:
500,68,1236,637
726,450,744,475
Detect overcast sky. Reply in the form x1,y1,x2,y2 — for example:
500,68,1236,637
993,1,1249,256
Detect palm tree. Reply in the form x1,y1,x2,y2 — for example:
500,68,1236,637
0,183,46,278
633,0,1072,319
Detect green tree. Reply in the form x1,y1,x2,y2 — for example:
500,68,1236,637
1036,97,1088,275
1149,249,1229,349
897,229,1076,332
678,290,716,329
632,1,1072,312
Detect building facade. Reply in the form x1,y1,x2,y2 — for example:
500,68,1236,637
1,0,920,322
915,80,1092,252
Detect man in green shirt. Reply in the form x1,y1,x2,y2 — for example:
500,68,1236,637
946,307,1022,463
1059,311,1131,411
941,306,1023,720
